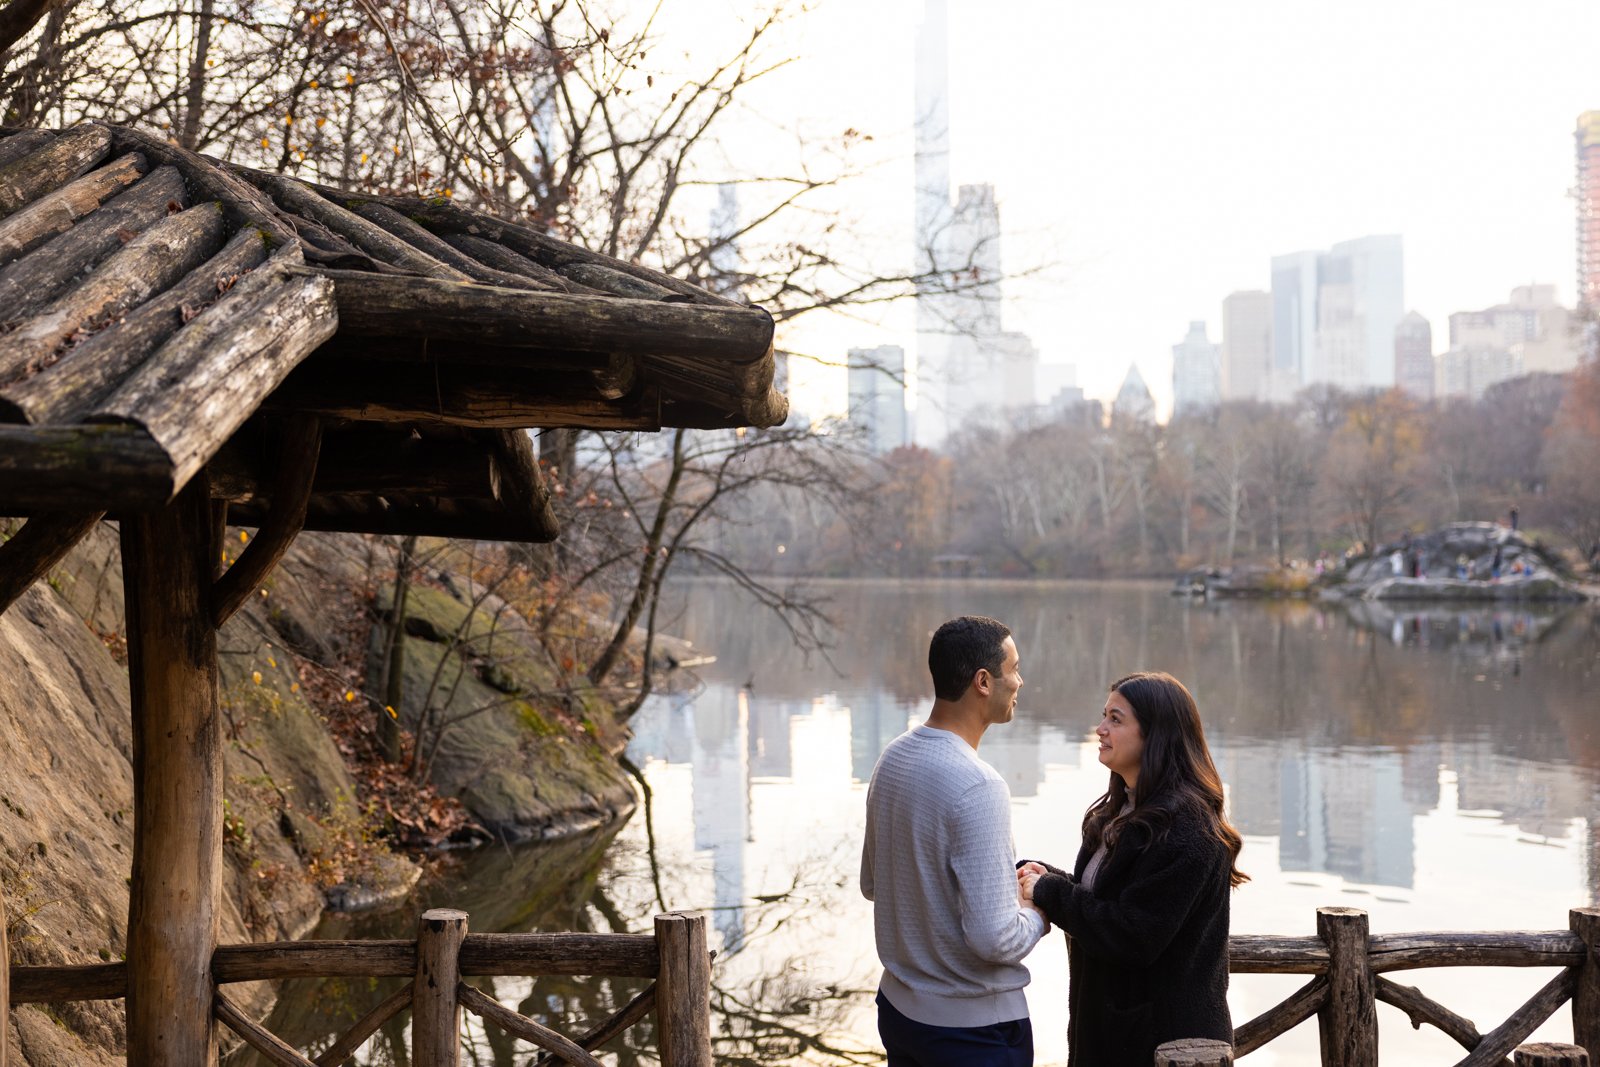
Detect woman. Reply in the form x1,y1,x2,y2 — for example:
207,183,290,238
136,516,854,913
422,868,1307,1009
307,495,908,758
1018,671,1246,1066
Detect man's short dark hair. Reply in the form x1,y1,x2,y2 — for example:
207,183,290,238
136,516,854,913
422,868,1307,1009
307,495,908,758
928,616,1011,702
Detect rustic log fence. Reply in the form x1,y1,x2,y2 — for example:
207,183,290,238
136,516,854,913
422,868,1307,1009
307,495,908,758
5,909,711,1067
4,904,1597,1063
1152,905,1599,1066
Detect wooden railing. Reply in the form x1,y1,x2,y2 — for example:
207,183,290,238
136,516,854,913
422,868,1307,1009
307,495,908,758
6,904,1598,1064
7,909,712,1067
1156,905,1600,1066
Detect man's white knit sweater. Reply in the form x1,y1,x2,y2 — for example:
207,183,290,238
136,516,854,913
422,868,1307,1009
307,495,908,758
861,724,1047,1027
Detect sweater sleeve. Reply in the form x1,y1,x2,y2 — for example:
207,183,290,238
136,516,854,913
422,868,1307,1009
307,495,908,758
1030,821,1221,968
860,779,876,902
949,779,1047,964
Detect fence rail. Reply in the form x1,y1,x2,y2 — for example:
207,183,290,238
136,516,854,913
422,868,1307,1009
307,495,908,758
5,904,1598,1065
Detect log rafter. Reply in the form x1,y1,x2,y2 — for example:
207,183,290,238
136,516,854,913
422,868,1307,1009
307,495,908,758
211,413,321,627
0,511,104,615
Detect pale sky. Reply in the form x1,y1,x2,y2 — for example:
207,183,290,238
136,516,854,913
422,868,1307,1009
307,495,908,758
645,0,1600,420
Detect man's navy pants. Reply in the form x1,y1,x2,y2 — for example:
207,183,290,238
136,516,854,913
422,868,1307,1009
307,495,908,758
876,991,1034,1067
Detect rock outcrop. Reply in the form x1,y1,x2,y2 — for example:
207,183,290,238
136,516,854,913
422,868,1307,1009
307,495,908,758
1333,523,1589,602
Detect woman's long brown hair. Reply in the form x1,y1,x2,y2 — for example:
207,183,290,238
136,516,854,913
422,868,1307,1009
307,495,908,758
1083,671,1249,887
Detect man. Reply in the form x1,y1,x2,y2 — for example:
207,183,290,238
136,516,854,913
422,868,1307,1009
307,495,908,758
861,616,1048,1067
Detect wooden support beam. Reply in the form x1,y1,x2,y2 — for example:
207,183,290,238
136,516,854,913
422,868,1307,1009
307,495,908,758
0,512,104,616
0,227,269,426
317,268,774,359
122,473,222,1066
0,164,187,323
413,909,467,1067
0,424,174,514
0,124,111,216
1574,909,1600,1064
1457,968,1579,1067
268,359,661,432
0,201,227,387
91,252,337,491
654,913,711,1067
1317,907,1376,1067
212,414,320,627
0,151,147,268
481,428,558,541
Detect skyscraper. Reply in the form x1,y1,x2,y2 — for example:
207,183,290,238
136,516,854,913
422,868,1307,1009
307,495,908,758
1171,320,1221,416
1221,290,1272,401
847,345,910,455
1393,311,1433,401
1576,111,1600,309
1270,236,1404,395
911,4,1037,446
1112,364,1156,425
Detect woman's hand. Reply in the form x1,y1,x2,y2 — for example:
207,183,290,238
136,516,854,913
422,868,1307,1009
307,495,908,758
1017,862,1046,903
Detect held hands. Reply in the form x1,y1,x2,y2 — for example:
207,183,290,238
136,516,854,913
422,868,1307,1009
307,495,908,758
1017,862,1048,922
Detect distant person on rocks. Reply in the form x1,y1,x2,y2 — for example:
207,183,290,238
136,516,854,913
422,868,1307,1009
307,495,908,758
1509,505,1520,532
1017,672,1247,1067
861,616,1047,1067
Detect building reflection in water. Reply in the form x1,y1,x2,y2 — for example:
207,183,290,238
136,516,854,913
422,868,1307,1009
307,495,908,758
642,580,1600,904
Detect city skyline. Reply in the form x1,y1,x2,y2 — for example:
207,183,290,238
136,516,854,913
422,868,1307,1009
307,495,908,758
666,0,1600,421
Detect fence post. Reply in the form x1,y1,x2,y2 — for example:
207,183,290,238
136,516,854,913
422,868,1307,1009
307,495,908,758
1574,908,1600,1064
1155,1038,1234,1065
1514,1043,1590,1066
413,908,467,1067
654,912,711,1067
1317,907,1377,1067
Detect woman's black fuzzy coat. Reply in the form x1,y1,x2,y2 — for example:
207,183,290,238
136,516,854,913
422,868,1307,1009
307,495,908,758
1027,803,1233,1067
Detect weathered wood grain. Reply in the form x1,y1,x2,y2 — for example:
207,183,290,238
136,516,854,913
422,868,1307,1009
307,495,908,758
1373,975,1488,1055
0,201,226,388
480,428,559,542
319,269,773,359
0,227,269,425
1457,969,1579,1067
414,909,467,1067
122,474,222,1066
242,171,470,280
6,962,127,1003
0,151,146,268
0,164,187,322
1318,907,1376,1067
437,232,591,293
654,914,711,1067
353,202,554,291
1515,1043,1591,1066
0,130,54,170
1155,1038,1234,1066
0,124,111,216
0,424,173,513
109,127,297,250
1573,909,1600,1064
91,251,337,491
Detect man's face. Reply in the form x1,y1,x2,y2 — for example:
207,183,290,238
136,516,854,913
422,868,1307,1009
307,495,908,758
982,636,1023,724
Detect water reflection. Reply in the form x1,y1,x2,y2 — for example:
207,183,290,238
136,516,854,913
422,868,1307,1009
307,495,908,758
235,580,1599,1066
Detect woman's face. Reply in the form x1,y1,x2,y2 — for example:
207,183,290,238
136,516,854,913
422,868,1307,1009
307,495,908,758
1096,689,1144,788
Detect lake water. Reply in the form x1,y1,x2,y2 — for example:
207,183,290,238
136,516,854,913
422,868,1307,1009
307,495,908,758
233,579,1600,1066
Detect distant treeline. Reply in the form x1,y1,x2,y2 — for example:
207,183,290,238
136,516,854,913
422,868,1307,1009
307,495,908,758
700,362,1600,578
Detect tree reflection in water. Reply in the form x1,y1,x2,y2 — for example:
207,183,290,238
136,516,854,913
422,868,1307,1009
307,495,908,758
225,780,877,1067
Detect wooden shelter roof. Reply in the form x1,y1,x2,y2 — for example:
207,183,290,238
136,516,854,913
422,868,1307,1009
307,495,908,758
0,123,785,543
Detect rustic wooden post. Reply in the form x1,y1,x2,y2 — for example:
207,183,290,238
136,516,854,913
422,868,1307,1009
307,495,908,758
1574,908,1600,1064
654,912,712,1067
1317,907,1377,1067
123,475,222,1066
413,908,467,1067
1514,1043,1591,1066
1155,1038,1234,1065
